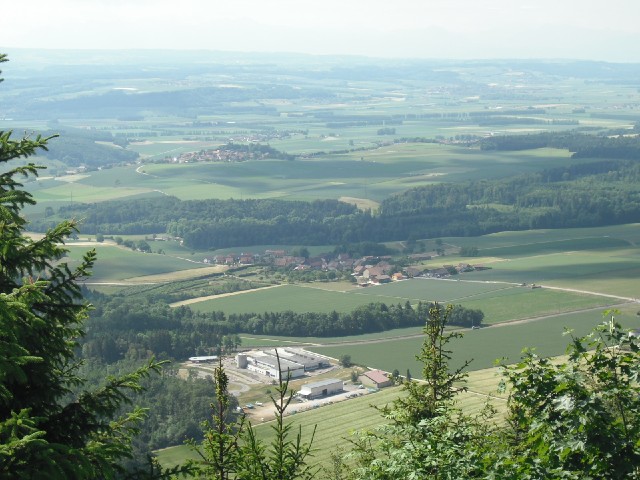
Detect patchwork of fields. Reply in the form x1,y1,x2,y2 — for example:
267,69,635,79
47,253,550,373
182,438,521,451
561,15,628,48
9,53,640,474
28,145,578,208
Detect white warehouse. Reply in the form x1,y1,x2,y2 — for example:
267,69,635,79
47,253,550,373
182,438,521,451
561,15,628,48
236,351,305,380
235,348,331,380
298,378,344,400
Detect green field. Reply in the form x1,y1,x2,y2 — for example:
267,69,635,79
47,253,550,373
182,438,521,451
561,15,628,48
237,324,427,348
467,249,640,297
26,144,582,212
451,224,640,251
64,244,210,282
349,278,512,302
310,308,638,374
477,236,630,257
188,284,378,314
186,279,615,325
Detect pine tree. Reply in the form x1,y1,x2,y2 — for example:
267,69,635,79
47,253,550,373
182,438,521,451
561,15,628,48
0,54,163,479
193,351,317,480
189,357,245,480
349,303,497,479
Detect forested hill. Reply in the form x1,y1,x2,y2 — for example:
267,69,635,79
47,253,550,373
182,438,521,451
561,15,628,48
35,128,139,168
376,160,640,235
36,159,640,248
52,197,364,246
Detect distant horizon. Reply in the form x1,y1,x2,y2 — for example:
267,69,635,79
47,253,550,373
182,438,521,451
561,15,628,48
3,47,640,67
3,0,639,63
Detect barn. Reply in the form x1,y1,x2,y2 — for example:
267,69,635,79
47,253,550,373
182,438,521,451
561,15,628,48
359,369,393,389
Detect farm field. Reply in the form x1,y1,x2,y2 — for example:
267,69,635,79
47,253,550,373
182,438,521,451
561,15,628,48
450,224,640,251
309,306,638,374
185,278,615,324
63,244,212,283
26,144,582,213
463,248,640,298
237,325,428,348
187,284,383,315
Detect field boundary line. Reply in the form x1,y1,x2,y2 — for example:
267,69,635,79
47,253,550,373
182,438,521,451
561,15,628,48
539,285,639,303
169,284,283,307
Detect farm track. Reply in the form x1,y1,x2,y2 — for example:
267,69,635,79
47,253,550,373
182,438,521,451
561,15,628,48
539,284,638,303
169,284,283,307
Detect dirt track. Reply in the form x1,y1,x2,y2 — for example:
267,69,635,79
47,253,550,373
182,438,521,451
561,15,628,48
169,284,283,307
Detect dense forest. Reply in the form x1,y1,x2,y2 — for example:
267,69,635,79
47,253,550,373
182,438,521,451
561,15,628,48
36,158,640,248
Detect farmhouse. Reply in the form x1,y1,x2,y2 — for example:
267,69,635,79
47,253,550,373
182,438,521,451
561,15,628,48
427,267,450,278
298,378,344,400
238,254,254,265
404,266,423,277
456,263,474,273
371,274,391,284
363,266,385,280
359,369,393,389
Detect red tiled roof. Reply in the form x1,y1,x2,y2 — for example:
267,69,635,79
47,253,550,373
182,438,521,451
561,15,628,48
363,369,389,384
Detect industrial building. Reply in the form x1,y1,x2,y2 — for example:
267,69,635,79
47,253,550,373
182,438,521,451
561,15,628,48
263,348,331,371
235,348,331,380
188,355,218,364
298,378,344,399
236,351,305,380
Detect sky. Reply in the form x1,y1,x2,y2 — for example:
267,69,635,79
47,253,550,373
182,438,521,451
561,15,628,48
3,0,640,62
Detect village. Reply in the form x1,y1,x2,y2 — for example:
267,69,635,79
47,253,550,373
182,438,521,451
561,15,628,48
201,248,485,286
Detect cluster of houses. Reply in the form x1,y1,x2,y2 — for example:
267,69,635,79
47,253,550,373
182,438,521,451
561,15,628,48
168,147,271,164
204,249,485,285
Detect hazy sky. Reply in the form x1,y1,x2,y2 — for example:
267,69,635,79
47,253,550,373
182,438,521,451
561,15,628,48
3,0,640,61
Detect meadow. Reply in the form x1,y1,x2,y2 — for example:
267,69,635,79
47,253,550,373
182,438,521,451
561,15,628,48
451,224,640,251
63,244,211,283
187,284,384,315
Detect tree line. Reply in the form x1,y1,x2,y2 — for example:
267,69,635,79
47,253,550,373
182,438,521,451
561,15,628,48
35,158,640,249
82,293,484,364
480,128,640,160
